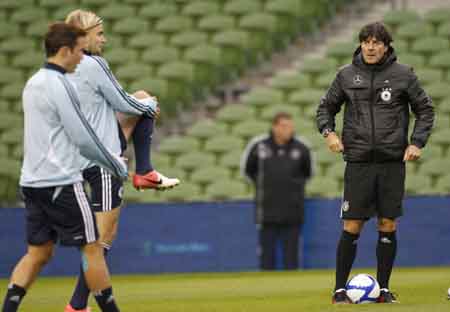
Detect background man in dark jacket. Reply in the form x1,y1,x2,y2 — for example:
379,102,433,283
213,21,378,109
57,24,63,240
242,112,312,270
317,22,434,304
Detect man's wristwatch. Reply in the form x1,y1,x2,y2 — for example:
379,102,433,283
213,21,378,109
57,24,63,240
322,128,333,138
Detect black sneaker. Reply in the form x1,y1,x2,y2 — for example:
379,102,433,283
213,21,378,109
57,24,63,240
332,289,352,304
377,289,398,303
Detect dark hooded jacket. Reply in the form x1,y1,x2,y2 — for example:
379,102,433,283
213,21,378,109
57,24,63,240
316,46,434,162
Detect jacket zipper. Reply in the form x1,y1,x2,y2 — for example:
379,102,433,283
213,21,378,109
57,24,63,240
369,71,376,162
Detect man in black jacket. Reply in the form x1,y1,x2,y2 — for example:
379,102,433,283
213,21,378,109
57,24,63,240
242,112,312,270
316,22,434,304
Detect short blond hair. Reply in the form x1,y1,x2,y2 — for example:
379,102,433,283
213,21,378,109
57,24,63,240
65,9,102,31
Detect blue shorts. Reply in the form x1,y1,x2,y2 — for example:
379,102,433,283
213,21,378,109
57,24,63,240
22,183,98,246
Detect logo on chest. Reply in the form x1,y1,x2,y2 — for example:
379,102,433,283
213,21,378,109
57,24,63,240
380,87,392,102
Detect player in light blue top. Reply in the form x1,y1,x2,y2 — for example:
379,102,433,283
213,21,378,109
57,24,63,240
2,23,123,312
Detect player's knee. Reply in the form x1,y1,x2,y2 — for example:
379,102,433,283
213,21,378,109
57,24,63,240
343,220,364,234
28,246,54,267
377,218,396,232
133,90,150,99
99,222,118,246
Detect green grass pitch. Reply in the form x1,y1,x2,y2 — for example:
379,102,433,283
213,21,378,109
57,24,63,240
1,267,449,311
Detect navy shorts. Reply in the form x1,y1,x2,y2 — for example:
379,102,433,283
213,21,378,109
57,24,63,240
341,162,405,220
83,166,124,212
22,183,98,246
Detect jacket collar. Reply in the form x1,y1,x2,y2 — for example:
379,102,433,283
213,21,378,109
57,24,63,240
268,131,294,147
44,62,66,74
352,45,396,72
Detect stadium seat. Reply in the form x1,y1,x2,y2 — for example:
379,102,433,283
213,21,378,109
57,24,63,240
0,158,21,179
184,44,222,89
424,8,450,33
155,16,193,38
435,174,450,194
98,4,135,22
11,51,43,71
123,183,164,204
113,18,149,36
157,61,194,110
315,147,340,167
418,144,443,163
216,104,256,128
268,70,311,97
10,7,47,25
398,53,426,68
429,52,450,75
288,88,324,111
0,0,34,9
129,33,167,50
405,173,433,195
190,166,230,187
204,136,244,157
0,83,24,102
232,119,267,140
426,83,450,104
116,64,152,85
170,31,208,52
316,72,336,90
240,87,284,112
224,0,262,19
51,5,79,19
0,128,23,146
0,69,23,86
0,22,20,39
40,0,77,10
187,119,227,144
197,15,235,37
25,21,49,39
0,144,8,157
306,177,340,198
326,162,345,183
0,101,10,112
206,180,249,200
0,38,35,54
265,0,302,46
326,42,357,66
220,149,243,173
301,57,337,86
411,37,448,61
102,50,139,67
260,104,300,121
434,113,450,130
161,183,202,202
175,151,215,172
80,0,109,8
151,154,172,169
141,46,180,70
396,22,433,48
129,78,169,101
415,68,443,86
383,10,420,33
158,136,200,158
212,30,249,79
392,39,408,54
140,2,178,22
437,21,450,38
430,129,450,148
182,1,220,23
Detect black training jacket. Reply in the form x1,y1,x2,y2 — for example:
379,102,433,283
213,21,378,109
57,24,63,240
242,133,312,224
316,46,434,162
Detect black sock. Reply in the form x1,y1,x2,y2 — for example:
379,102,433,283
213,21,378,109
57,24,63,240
94,287,120,312
132,116,154,175
335,231,359,291
70,246,111,310
377,231,397,289
2,284,26,312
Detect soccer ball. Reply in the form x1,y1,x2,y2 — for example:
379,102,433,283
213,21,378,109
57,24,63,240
346,274,380,304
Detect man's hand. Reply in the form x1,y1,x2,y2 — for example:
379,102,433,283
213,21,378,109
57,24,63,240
403,145,421,162
326,132,344,153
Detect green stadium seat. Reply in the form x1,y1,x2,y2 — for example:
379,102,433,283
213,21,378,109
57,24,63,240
129,78,169,100
383,10,420,33
103,50,139,67
162,183,202,202
436,174,450,194
288,88,324,111
155,16,193,37
129,33,167,50
398,53,425,68
0,38,35,54
424,8,450,32
316,72,336,90
80,0,110,7
411,37,448,61
1,83,24,102
141,46,180,69
158,136,200,158
157,61,194,110
326,162,345,183
415,68,443,86
51,5,78,19
40,0,77,10
0,114,23,132
151,154,172,169
175,152,215,172
437,21,450,38
239,13,277,62
431,129,450,148
392,39,408,54
204,136,244,157
438,97,450,114
0,69,23,86
216,104,256,128
220,149,243,172
12,51,44,71
0,0,34,9
0,22,20,39
429,52,450,75
434,113,450,130
212,30,249,79
113,18,149,36
184,44,222,89
417,144,443,163
326,42,357,66
0,128,23,146
265,0,302,46
98,4,135,22
240,87,284,112
187,120,227,143
306,177,340,198
140,3,178,22
102,35,123,50
224,0,262,18
0,144,8,157
301,57,337,86
405,173,433,195
0,101,10,112
190,167,230,186
170,31,208,51
260,105,301,121
232,119,267,140
396,22,433,48
116,64,152,85
0,158,21,179
315,147,340,167
182,1,220,22
206,180,249,200
26,21,49,39
198,15,235,37
268,70,311,96
12,144,22,160
426,83,450,104
10,7,47,24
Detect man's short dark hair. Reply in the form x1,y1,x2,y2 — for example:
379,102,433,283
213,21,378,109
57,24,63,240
272,111,292,125
359,22,393,46
44,22,86,57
